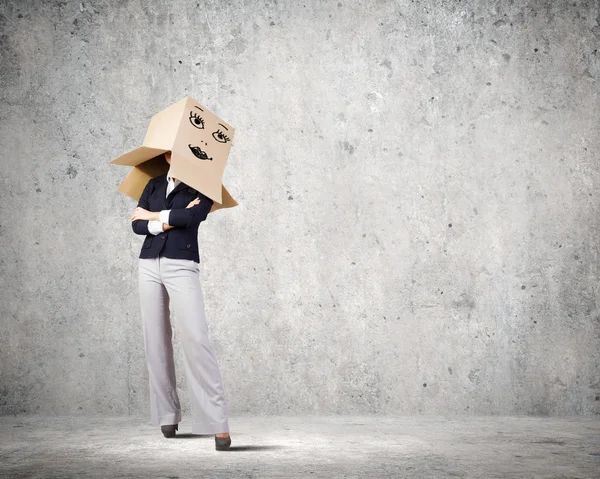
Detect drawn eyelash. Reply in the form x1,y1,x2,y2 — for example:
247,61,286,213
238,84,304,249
218,130,230,142
213,129,230,143
189,112,205,129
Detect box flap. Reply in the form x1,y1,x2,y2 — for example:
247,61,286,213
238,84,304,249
109,146,169,167
116,155,170,201
210,185,238,212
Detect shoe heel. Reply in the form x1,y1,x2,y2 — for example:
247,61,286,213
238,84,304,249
215,435,231,450
161,424,178,438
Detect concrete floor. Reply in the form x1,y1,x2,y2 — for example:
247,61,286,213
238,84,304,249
0,416,598,478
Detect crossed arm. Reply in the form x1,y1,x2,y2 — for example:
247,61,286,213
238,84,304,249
131,198,200,233
131,181,214,236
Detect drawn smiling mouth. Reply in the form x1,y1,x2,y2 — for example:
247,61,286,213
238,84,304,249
188,144,213,160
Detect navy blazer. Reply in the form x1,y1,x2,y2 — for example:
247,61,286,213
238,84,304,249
132,173,214,263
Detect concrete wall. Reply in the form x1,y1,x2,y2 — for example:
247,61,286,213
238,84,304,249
1,0,599,417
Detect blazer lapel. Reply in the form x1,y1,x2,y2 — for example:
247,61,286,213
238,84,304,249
166,181,187,207
170,181,187,197
155,175,168,209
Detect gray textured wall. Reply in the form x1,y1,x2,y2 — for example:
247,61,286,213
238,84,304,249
1,0,599,418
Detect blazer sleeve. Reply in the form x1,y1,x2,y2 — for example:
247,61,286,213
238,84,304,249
167,192,214,229
131,179,154,236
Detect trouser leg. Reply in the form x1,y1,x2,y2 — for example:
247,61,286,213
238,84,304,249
160,256,230,435
138,257,182,426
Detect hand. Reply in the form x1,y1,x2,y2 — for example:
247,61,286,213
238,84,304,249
131,207,157,221
186,197,201,208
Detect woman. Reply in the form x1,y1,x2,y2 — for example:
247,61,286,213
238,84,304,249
130,151,231,451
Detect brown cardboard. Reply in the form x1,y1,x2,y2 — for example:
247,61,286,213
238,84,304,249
109,97,237,212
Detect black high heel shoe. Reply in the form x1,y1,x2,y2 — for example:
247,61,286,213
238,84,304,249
215,434,231,450
161,424,178,438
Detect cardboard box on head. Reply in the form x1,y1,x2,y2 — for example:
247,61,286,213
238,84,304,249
109,96,237,213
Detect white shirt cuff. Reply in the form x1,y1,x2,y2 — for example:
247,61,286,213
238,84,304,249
159,210,171,224
147,220,163,235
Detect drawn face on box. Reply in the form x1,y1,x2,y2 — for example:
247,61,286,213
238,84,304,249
172,100,234,173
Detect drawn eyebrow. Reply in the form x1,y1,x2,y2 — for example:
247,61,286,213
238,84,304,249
218,123,229,131
194,106,204,111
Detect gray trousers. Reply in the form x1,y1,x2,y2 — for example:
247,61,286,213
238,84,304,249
138,255,230,434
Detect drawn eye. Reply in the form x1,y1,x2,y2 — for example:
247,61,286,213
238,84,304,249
212,129,230,143
189,112,205,129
